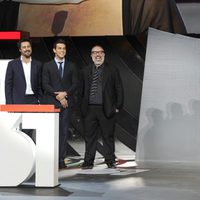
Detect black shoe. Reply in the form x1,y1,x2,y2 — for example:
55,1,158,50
59,160,66,169
81,162,93,169
107,162,116,169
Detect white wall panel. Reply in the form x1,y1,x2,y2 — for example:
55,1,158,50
0,60,11,104
136,28,200,165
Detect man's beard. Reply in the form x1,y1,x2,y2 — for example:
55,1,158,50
23,51,31,58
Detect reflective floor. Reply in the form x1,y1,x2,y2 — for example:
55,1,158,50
1,140,200,200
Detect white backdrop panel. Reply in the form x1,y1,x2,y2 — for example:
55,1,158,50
0,60,11,104
136,28,200,164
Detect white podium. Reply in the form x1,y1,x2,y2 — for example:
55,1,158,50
0,104,60,187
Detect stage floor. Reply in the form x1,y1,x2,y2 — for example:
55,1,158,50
1,140,200,200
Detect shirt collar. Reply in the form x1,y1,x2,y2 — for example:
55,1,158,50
94,63,104,70
20,56,32,63
54,57,65,64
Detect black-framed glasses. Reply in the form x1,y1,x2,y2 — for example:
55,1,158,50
91,51,104,55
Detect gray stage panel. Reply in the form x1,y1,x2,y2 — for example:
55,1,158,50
136,28,200,165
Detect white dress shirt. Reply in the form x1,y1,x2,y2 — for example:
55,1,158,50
21,56,34,95
54,57,65,77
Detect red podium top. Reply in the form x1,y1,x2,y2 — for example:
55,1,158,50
0,105,60,113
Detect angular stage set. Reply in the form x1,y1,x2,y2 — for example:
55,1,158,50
1,29,200,200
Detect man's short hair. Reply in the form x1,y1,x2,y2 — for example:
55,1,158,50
17,38,32,49
53,39,66,49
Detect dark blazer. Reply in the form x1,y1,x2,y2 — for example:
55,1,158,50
79,63,124,118
5,58,42,104
42,59,78,108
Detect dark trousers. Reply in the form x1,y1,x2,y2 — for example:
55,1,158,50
24,94,38,104
83,105,116,164
59,108,71,162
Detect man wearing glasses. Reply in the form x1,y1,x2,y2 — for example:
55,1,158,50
79,45,124,169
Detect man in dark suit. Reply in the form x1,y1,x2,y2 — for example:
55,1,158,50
5,38,42,104
42,39,78,169
79,45,124,169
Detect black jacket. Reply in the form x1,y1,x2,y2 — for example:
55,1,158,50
42,59,78,108
5,58,42,104
79,63,124,118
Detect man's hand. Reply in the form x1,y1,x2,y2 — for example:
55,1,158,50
54,91,68,101
60,98,68,108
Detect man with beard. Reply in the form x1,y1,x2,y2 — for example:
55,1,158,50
79,45,124,169
5,38,42,105
5,38,43,139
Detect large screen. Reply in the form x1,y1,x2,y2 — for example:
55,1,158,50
15,0,191,36
17,0,123,37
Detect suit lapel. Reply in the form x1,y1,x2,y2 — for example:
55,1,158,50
102,64,109,90
63,60,69,79
16,58,26,81
30,60,36,86
52,60,62,80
